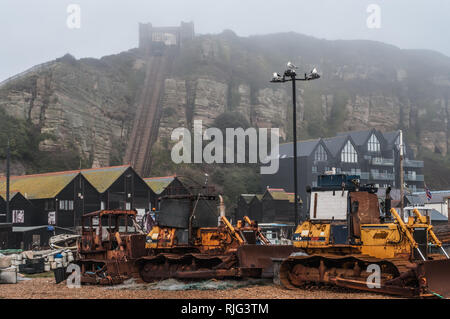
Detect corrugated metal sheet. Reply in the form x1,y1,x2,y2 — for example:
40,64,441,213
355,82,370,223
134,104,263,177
144,176,175,194
310,190,348,220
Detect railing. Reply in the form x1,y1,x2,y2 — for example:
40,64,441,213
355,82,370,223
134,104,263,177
371,157,394,166
341,171,369,179
404,174,424,181
403,159,424,168
371,172,395,180
360,172,370,180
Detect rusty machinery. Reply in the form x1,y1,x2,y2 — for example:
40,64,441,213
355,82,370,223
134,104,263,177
278,174,450,298
76,193,299,285
76,210,147,284
136,193,299,282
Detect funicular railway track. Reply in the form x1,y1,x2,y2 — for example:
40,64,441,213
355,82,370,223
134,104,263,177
124,54,171,175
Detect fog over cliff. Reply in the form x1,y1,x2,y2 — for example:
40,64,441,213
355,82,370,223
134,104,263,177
1,1,450,202
1,0,450,81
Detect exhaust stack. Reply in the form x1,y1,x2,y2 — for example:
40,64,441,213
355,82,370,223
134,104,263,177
218,195,226,226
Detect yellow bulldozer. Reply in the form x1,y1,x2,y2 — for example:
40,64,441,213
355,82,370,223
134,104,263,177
136,193,299,282
76,191,299,285
278,174,450,298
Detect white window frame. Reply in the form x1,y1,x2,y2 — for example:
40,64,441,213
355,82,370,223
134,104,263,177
48,211,56,225
314,144,327,162
341,141,358,163
12,210,25,223
368,134,380,152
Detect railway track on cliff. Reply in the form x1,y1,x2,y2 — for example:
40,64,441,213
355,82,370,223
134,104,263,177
123,54,171,176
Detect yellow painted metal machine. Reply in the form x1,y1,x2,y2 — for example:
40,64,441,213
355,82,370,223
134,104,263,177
137,194,299,281
145,215,270,252
279,174,450,298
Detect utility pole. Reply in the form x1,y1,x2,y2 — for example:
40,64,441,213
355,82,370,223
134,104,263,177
291,77,299,225
399,130,404,221
6,138,10,224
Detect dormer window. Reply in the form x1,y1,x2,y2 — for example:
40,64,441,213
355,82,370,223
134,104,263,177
368,134,380,152
314,144,327,162
341,141,357,163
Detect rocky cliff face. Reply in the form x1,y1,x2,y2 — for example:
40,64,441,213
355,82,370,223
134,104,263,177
157,32,450,161
0,52,144,169
1,32,450,180
157,78,295,142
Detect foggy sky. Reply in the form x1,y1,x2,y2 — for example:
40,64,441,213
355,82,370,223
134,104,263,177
1,0,450,82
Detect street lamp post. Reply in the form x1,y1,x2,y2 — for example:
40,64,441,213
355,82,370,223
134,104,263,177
6,139,10,224
271,63,320,226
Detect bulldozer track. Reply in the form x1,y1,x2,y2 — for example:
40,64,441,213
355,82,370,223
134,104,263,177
279,253,422,297
136,252,239,282
123,54,171,176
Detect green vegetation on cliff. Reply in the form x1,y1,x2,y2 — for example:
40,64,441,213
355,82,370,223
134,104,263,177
1,30,450,211
0,109,89,173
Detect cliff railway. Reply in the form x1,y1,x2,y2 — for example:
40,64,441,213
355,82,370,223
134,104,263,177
123,22,194,176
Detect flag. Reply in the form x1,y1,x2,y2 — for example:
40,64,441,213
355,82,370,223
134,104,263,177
425,184,432,201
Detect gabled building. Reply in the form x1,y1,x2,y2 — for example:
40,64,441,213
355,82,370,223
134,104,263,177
342,129,393,185
262,138,332,219
248,195,263,222
235,189,298,224
323,135,361,181
261,129,424,219
80,165,157,213
0,171,98,228
0,171,100,229
261,188,299,224
0,192,36,226
0,191,77,249
235,194,258,221
410,190,450,218
143,175,190,208
0,165,157,229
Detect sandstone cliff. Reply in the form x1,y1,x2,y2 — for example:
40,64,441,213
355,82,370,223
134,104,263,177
1,31,449,189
